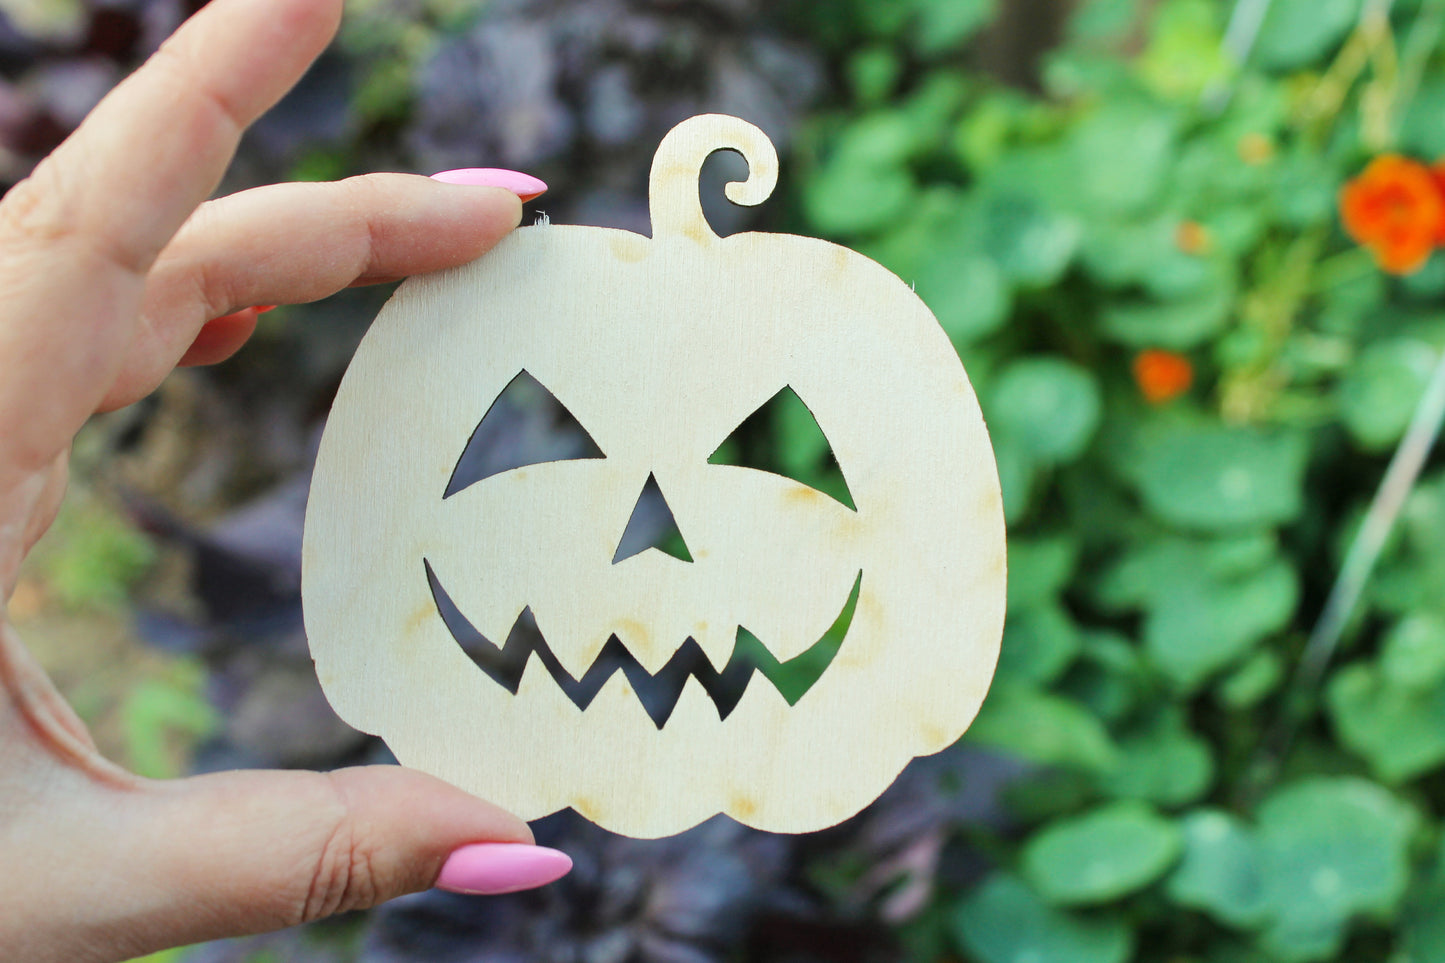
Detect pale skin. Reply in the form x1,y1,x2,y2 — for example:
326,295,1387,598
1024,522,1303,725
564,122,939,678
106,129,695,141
0,1,540,960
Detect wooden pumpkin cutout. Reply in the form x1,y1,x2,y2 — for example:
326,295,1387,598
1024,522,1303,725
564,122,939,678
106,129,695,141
302,115,1006,838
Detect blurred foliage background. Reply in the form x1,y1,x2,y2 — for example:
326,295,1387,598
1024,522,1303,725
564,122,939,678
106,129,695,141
9,0,1445,960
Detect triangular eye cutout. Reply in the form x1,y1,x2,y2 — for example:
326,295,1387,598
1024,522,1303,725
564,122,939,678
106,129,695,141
613,474,694,564
708,386,857,511
445,370,605,498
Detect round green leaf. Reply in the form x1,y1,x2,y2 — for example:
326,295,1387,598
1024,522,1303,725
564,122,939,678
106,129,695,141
1144,557,1298,690
1022,800,1183,905
1099,284,1232,349
951,873,1133,963
1167,809,1269,928
915,253,1011,346
1255,778,1419,960
978,193,1082,287
989,358,1102,464
803,162,914,237
1217,648,1284,709
1007,536,1080,611
1338,340,1438,452
802,112,919,236
1327,663,1445,782
1069,102,1178,215
997,602,1082,687
1382,613,1445,691
993,435,1037,523
1135,426,1307,530
965,685,1119,773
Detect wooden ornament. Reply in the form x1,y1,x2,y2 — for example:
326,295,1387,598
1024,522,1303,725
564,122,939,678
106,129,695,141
302,114,1006,839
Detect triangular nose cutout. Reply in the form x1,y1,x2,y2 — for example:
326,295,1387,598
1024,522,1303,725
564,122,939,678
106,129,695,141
613,474,693,564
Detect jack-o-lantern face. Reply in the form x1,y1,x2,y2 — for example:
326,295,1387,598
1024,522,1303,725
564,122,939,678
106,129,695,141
303,115,1006,838
426,371,863,729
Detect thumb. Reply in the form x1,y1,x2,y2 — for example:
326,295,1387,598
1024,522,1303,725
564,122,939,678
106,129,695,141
51,766,567,961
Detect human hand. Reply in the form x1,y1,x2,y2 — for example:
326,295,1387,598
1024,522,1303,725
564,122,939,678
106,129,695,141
0,2,569,961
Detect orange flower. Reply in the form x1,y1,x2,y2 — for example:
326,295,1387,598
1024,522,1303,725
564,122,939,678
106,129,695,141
1133,349,1193,404
1340,155,1445,275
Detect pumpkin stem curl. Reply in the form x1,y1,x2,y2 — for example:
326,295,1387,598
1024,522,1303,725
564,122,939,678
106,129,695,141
648,114,778,243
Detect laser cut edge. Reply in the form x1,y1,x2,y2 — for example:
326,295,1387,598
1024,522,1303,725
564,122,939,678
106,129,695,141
443,368,606,499
707,384,858,512
425,558,862,728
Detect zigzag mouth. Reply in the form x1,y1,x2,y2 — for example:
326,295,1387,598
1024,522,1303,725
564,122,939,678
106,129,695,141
424,560,861,729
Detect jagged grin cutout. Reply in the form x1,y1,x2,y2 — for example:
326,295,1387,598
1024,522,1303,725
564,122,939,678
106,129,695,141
303,115,1006,838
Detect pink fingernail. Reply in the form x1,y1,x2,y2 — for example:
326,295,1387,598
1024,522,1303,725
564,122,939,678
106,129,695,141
430,168,548,202
435,843,572,895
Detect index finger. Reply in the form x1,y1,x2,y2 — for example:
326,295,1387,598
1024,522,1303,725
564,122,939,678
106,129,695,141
0,0,342,478
2,0,343,275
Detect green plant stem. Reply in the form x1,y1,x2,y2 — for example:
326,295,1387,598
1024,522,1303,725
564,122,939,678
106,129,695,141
1309,248,1376,293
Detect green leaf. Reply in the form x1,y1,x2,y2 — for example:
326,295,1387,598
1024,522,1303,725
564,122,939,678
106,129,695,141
1167,809,1270,928
1337,339,1437,452
914,252,1011,346
1099,283,1233,349
1137,0,1231,99
976,192,1082,287
988,358,1103,464
1255,778,1418,961
966,685,1120,773
1327,662,1445,782
1101,709,1214,807
912,0,996,54
33,494,157,609
1022,800,1183,905
1079,213,1177,288
997,603,1083,686
1134,426,1308,530
846,46,901,105
1144,556,1298,690
1382,613,1445,691
122,665,219,780
994,434,1038,523
1217,648,1284,708
1068,101,1179,215
951,873,1133,963
1400,79,1445,161
1252,0,1360,71
1007,536,1080,611
802,112,920,236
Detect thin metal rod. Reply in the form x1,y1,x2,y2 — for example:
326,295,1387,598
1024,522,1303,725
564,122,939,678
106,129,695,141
1295,347,1445,688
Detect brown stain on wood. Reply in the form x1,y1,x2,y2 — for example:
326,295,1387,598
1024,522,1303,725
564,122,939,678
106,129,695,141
919,722,953,754
611,235,647,263
785,484,824,506
612,617,650,650
404,601,434,636
730,794,759,820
